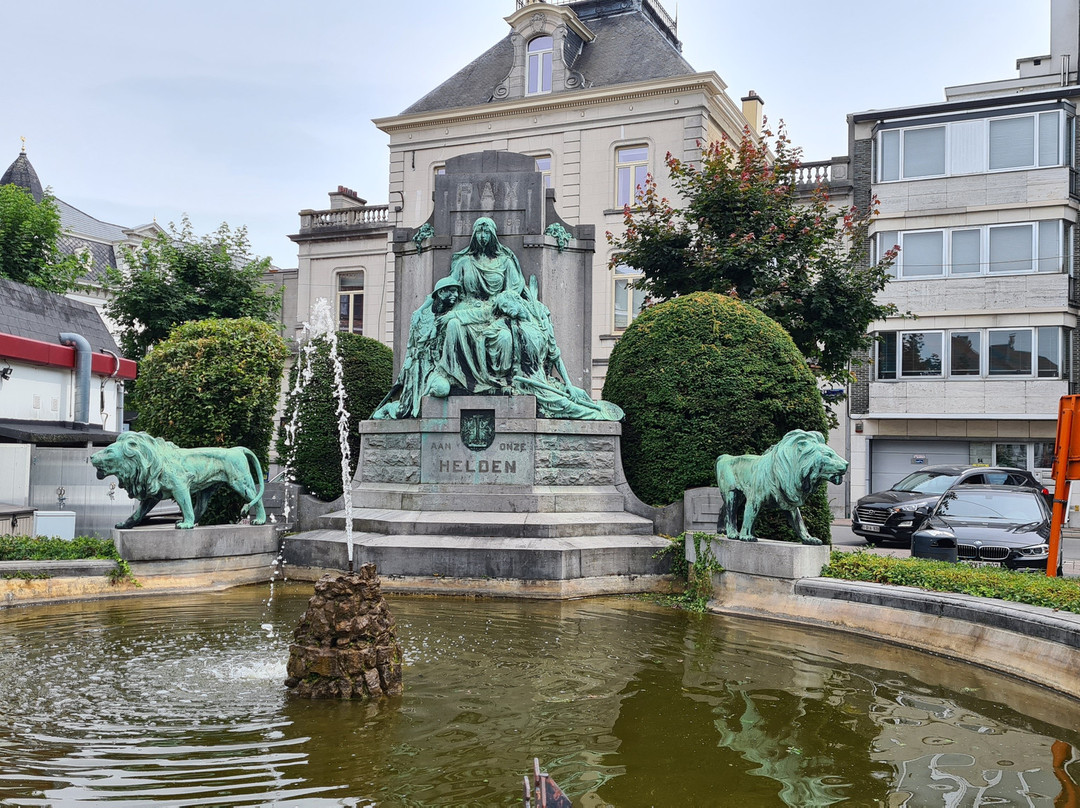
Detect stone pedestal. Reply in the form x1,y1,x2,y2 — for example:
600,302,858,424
283,395,672,597
285,565,403,700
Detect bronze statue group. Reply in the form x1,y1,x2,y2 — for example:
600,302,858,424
374,217,622,421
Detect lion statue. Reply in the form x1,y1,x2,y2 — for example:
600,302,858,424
91,431,267,530
715,429,847,545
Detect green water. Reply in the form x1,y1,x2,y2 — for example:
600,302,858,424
0,583,1078,806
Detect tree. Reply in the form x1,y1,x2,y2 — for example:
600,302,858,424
277,333,394,501
602,292,832,542
607,125,898,389
105,216,281,361
136,318,288,523
0,184,86,293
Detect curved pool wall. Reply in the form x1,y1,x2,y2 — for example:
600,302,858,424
6,532,1080,703
2,586,1079,806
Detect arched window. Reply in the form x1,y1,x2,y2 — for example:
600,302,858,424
527,36,553,95
337,271,364,334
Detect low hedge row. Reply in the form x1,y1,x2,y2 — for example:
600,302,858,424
822,550,1080,615
0,536,136,585
0,535,121,561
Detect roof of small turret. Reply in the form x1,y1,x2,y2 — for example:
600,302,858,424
1,149,44,203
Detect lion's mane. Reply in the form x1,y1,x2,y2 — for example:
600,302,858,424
763,430,834,508
105,431,180,500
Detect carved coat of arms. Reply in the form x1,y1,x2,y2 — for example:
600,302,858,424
460,410,496,451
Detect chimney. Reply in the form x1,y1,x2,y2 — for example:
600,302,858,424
741,90,764,135
328,185,367,210
1050,0,1079,84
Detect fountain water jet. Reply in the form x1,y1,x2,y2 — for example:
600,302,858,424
280,298,356,572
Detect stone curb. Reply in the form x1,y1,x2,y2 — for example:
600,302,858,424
0,560,117,578
797,577,1080,650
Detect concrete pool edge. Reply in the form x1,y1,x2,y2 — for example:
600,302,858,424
706,571,1080,699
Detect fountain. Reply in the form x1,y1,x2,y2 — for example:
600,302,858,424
1,585,1078,804
281,297,356,570
3,150,1078,806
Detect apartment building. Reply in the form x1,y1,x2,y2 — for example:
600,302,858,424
846,0,1080,503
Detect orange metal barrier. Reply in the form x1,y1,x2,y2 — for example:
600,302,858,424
1048,395,1080,576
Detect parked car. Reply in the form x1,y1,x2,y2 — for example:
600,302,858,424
910,485,1060,573
852,465,1049,545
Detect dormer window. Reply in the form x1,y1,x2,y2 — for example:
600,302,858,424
527,36,553,95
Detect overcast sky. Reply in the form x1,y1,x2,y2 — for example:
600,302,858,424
1,0,1051,268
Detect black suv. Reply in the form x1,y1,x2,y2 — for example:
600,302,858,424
851,465,1048,545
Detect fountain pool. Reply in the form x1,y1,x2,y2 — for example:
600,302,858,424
1,584,1078,806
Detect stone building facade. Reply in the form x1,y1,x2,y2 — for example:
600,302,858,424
288,0,762,397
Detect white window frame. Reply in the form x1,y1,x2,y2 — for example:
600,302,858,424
879,221,1069,279
526,35,553,95
877,326,1069,380
533,155,553,189
876,109,1071,182
337,270,365,335
615,145,649,208
613,261,647,331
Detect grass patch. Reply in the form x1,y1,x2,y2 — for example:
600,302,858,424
822,549,1080,615
0,535,138,586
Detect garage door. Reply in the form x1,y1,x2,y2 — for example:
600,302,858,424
869,439,970,494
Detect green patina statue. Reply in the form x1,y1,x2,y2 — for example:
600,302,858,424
91,431,267,529
374,217,623,421
715,430,847,545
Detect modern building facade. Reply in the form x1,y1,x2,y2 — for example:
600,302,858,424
289,0,764,397
845,0,1080,503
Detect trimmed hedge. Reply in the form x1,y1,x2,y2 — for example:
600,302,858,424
603,292,831,543
135,318,288,523
822,550,1080,614
0,535,120,561
277,333,394,501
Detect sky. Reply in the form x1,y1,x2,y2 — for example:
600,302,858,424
1,0,1052,268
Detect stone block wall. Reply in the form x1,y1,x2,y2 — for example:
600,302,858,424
535,434,616,485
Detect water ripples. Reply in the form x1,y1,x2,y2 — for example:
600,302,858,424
1,586,1079,806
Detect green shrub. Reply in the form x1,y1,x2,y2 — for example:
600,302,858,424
603,292,831,542
822,550,1080,613
0,535,119,561
0,535,136,585
277,333,394,501
135,317,288,522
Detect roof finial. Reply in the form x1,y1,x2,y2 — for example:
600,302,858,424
20,136,26,153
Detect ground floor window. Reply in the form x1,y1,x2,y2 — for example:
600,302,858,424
613,263,647,330
969,441,1055,471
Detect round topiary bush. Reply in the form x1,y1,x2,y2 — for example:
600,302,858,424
277,332,394,501
602,292,832,542
135,317,289,523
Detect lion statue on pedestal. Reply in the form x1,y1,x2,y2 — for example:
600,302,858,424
91,431,266,530
715,429,847,545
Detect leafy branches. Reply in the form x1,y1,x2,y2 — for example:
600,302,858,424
104,216,281,362
608,125,898,388
0,184,87,293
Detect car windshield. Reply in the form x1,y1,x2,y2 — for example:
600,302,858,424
891,471,959,495
935,491,1045,522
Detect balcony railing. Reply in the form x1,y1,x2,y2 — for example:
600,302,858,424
794,161,833,188
298,205,390,233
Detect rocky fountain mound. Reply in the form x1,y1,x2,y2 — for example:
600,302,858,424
285,564,403,700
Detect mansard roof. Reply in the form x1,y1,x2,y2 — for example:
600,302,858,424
1,150,44,202
401,3,694,115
